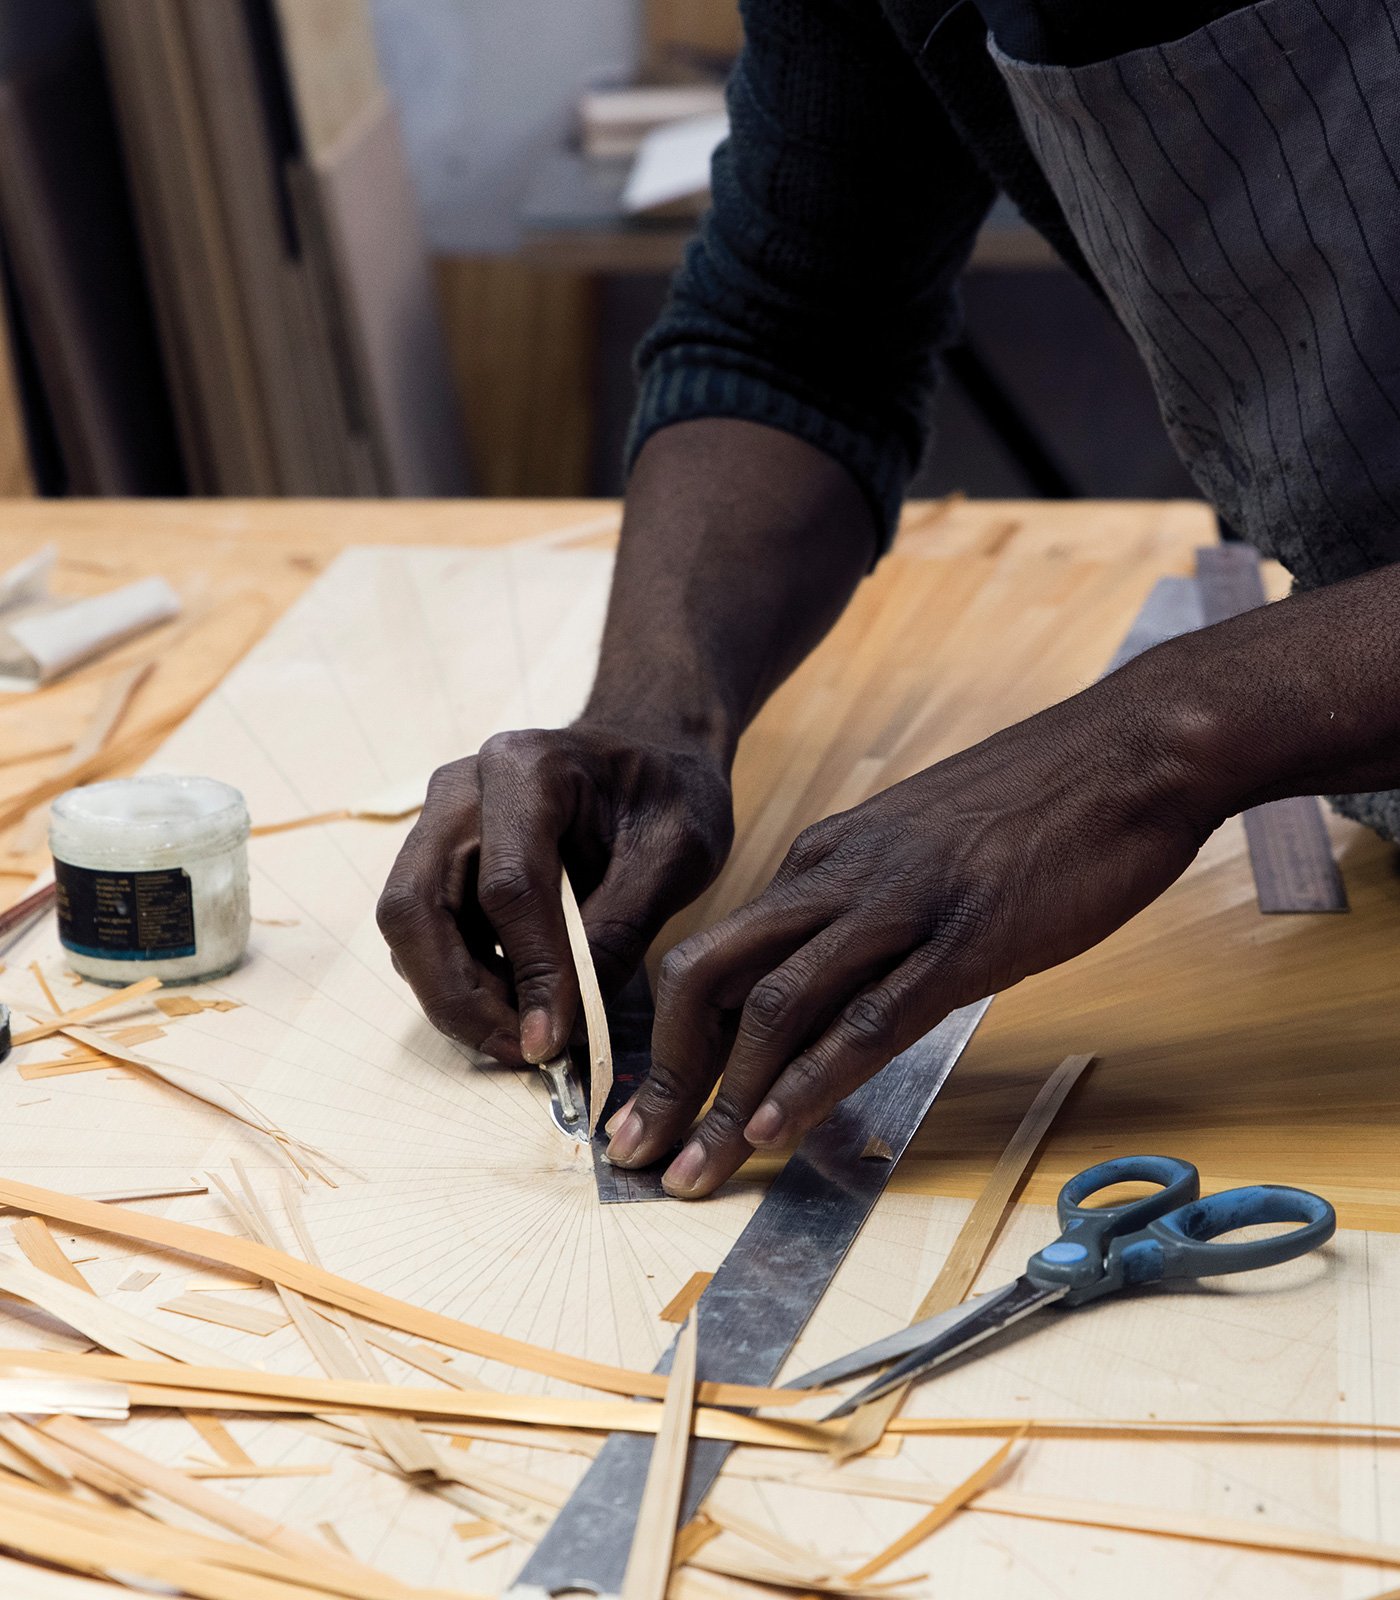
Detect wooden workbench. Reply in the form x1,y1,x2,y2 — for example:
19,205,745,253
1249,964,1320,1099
2,495,1396,1236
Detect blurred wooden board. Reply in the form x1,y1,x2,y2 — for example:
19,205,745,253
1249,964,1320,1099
1,496,1396,1242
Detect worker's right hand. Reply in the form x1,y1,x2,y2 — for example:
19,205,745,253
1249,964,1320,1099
376,724,734,1067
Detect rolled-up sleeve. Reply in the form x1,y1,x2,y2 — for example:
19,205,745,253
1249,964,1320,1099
627,0,997,552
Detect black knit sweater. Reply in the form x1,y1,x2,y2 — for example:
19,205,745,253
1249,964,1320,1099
627,0,1238,547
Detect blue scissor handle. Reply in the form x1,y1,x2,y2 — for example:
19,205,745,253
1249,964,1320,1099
1027,1155,1201,1300
1029,1155,1335,1306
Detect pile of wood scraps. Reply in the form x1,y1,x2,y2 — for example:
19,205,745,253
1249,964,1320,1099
0,524,1394,1597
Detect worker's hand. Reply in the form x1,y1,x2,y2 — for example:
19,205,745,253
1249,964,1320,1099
377,725,733,1066
606,673,1219,1196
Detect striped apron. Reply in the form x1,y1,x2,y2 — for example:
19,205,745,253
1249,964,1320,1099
989,0,1400,838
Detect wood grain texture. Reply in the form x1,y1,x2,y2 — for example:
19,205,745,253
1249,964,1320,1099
0,498,1395,1598
620,1312,697,1600
835,1054,1096,1458
561,865,614,1134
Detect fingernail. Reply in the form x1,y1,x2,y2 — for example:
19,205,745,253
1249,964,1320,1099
662,1140,707,1197
606,1112,645,1166
519,1008,552,1064
746,1100,786,1146
605,1093,637,1139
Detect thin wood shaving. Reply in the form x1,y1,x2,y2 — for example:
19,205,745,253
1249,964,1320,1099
10,1218,92,1293
659,1271,713,1324
186,1463,332,1480
786,1467,1400,1570
0,1177,811,1407
156,996,242,1017
28,962,60,1013
161,1293,291,1337
0,1351,849,1452
844,1432,1024,1583
453,1518,500,1542
58,1025,338,1182
185,1411,254,1468
622,1312,698,1600
35,1417,441,1599
0,1373,128,1420
560,865,612,1134
225,1168,444,1479
0,1252,241,1366
836,1051,1096,1459
11,976,162,1047
116,1270,159,1293
7,659,155,857
860,1137,895,1162
81,1181,208,1203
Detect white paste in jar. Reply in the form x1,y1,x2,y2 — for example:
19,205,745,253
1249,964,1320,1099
50,775,250,985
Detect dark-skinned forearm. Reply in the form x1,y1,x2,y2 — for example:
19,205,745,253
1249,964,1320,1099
582,419,878,767
1130,560,1400,825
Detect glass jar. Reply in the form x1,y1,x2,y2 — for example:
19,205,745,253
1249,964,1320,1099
50,775,251,985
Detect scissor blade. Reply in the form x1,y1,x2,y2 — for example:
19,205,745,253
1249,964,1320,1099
822,1275,1066,1419
782,1291,1000,1391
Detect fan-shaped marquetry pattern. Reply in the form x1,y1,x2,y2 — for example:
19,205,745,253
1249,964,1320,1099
0,500,1392,1597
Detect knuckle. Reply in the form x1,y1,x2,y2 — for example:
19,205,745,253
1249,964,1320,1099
656,934,713,1000
782,1052,839,1106
840,991,897,1048
697,1094,748,1143
425,759,474,802
376,883,424,942
637,1061,689,1115
477,860,538,921
741,977,798,1042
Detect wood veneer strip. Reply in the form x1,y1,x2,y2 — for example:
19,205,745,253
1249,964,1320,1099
36,1417,437,1598
11,1217,93,1293
0,1473,469,1600
57,1026,336,1181
659,1271,712,1325
561,865,612,1134
8,659,156,857
11,978,162,1046
785,1468,1400,1569
160,1294,290,1337
621,1312,698,1600
0,1252,235,1365
0,1350,842,1450
185,1411,254,1468
843,1433,1023,1582
835,1052,1095,1459
0,1177,805,1407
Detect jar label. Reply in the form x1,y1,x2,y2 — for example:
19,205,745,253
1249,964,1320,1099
54,860,197,960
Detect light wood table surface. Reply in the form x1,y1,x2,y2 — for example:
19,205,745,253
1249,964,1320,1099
2,497,1395,1232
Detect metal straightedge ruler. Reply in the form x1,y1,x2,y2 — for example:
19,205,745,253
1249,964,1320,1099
507,996,993,1599
1109,549,1347,915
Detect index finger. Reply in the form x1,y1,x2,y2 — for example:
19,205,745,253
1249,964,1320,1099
377,767,521,1060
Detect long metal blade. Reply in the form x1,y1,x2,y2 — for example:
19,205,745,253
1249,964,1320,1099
823,1274,1065,1419
781,1290,998,1391
506,995,993,1600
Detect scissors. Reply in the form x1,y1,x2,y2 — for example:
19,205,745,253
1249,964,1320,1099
784,1155,1336,1419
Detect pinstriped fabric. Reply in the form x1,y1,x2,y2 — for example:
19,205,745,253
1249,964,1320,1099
993,0,1400,838
992,0,1400,592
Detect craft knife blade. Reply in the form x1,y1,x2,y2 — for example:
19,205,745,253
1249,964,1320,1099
505,994,993,1600
537,1053,588,1142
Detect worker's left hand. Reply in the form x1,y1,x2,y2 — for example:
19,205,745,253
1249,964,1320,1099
605,667,1220,1196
